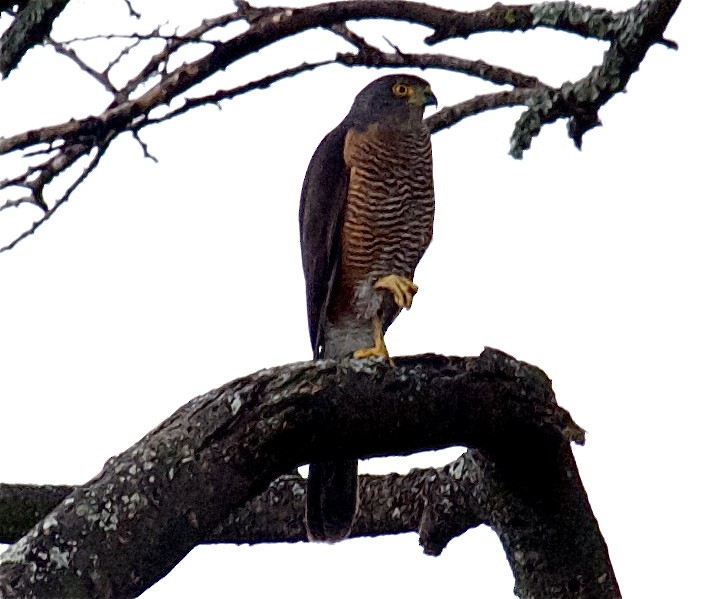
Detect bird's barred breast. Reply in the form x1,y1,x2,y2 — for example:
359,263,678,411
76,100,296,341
341,124,434,291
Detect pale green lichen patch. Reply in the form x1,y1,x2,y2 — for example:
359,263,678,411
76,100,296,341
530,2,619,39
515,2,662,157
614,7,646,45
179,444,195,464
291,481,305,497
504,8,516,25
0,534,31,565
0,515,80,586
347,356,386,374
42,514,59,533
448,457,465,480
48,546,70,569
229,391,243,415
122,492,148,520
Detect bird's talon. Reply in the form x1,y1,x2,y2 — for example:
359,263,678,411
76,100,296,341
353,346,389,360
374,274,418,309
353,316,390,361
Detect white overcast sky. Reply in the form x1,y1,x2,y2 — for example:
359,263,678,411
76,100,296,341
0,1,703,597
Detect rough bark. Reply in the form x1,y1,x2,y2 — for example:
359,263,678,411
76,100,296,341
509,0,682,156
0,349,618,598
0,465,484,552
0,0,70,76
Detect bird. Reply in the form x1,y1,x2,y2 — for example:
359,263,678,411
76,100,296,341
299,74,437,541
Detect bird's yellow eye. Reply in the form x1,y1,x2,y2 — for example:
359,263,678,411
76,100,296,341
392,83,411,97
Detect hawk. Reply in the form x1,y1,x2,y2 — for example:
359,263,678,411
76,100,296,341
299,74,437,541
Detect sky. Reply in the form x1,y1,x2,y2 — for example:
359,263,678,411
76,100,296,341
0,1,703,597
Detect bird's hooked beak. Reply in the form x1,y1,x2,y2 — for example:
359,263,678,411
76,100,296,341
423,85,438,108
410,85,437,108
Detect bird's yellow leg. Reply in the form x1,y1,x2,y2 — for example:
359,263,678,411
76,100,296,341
353,317,389,361
374,274,418,309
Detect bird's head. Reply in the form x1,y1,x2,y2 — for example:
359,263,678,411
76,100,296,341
347,74,437,129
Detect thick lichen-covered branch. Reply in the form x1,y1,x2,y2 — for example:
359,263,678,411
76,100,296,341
510,0,681,157
0,0,71,76
1,460,484,554
0,349,614,599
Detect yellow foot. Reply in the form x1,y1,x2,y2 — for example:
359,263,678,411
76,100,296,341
353,317,390,361
353,344,389,360
374,274,418,309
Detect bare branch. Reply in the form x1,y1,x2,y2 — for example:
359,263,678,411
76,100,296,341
0,1,678,156
47,37,118,94
0,139,111,253
0,0,682,252
2,142,86,207
327,22,377,51
130,130,157,162
337,49,547,89
121,0,140,20
0,196,36,213
139,60,334,129
102,37,141,81
425,88,541,133
54,32,215,45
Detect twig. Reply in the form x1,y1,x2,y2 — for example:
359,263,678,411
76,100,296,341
326,23,376,52
103,37,141,80
131,130,157,162
55,32,220,45
47,37,118,95
0,196,36,212
137,60,334,129
0,139,112,253
122,0,140,19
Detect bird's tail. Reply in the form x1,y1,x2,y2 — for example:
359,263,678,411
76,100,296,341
305,458,358,542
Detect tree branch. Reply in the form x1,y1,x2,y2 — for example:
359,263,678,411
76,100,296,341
0,0,71,76
0,460,485,551
46,36,118,95
336,49,547,89
0,0,677,157
0,0,682,252
0,349,619,599
510,0,682,156
426,89,540,133
136,59,335,130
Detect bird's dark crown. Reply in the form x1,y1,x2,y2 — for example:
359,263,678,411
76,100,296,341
345,74,436,129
